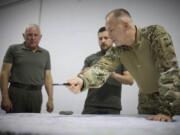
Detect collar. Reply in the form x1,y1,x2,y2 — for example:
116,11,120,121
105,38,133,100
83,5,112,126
117,25,141,51
99,50,107,56
22,42,42,52
132,26,142,48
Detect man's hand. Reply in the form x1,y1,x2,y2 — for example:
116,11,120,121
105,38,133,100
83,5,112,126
146,114,173,122
46,99,54,113
1,96,12,113
66,76,83,94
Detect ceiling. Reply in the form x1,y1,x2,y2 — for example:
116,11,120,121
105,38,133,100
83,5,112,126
0,0,25,8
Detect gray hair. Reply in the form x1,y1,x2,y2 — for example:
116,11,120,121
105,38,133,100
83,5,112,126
24,24,41,34
106,8,131,19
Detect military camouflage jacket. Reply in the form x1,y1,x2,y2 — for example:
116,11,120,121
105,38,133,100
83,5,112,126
78,25,180,116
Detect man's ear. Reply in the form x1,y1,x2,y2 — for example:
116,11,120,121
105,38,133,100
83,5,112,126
120,16,131,30
124,22,129,29
23,33,26,40
122,22,130,30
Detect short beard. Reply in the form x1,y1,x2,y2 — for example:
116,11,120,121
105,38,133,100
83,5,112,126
101,48,108,54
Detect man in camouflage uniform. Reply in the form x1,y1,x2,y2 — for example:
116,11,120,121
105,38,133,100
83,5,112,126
67,9,180,122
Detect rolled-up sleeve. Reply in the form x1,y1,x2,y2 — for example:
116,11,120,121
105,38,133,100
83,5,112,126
78,47,121,91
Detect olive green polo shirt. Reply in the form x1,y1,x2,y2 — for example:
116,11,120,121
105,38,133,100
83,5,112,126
83,51,126,110
3,43,51,85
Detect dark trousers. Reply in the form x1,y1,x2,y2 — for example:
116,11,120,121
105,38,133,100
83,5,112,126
82,106,120,114
9,86,42,113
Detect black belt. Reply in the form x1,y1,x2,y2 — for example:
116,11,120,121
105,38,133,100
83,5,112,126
10,82,42,90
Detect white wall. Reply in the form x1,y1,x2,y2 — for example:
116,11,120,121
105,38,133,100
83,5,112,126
0,0,180,114
0,0,41,63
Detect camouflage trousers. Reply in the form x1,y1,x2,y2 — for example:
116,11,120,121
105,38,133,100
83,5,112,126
138,92,180,115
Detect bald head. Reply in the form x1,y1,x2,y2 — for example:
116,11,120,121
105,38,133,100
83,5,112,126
106,8,131,19
106,8,133,25
105,8,136,46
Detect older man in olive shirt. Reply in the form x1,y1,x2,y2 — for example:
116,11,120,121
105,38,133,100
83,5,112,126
0,24,54,113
